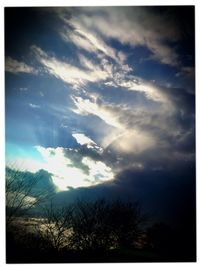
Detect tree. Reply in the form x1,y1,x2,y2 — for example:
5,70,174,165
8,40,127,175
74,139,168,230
6,167,54,226
68,199,146,250
69,199,113,250
36,203,73,251
108,200,145,248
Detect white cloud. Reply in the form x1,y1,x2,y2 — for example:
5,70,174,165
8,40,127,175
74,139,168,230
32,44,170,107
82,157,113,183
75,26,117,60
10,146,114,191
32,45,110,88
37,146,114,191
60,20,123,65
70,93,176,156
71,95,156,154
61,29,97,54
72,133,103,152
115,76,171,105
71,96,124,129
78,54,98,71
72,133,95,146
5,56,37,74
64,7,180,66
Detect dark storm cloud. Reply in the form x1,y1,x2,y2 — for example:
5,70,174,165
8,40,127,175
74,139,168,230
114,165,195,225
52,162,195,226
63,147,90,175
69,145,103,162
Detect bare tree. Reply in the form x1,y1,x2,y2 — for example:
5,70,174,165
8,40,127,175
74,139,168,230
108,200,146,248
6,167,54,226
36,202,73,251
69,199,113,250
68,199,146,250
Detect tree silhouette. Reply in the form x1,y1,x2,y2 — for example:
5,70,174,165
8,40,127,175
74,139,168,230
69,199,113,250
36,202,73,251
68,199,146,250
6,167,54,226
108,200,145,248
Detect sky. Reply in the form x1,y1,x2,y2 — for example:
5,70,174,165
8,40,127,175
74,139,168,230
5,6,195,224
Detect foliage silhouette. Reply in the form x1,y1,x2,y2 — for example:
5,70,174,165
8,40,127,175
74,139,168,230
68,199,146,250
6,198,196,263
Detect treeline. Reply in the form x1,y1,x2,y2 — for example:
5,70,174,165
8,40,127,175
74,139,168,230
6,168,196,263
6,199,196,263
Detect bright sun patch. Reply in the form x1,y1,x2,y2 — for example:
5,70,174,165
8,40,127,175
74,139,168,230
11,145,114,191
39,146,114,191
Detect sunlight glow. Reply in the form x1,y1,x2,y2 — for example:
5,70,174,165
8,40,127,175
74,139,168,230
8,146,114,191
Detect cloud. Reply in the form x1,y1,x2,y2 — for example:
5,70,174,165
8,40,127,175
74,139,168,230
60,7,180,66
175,66,195,78
32,42,174,119
71,95,160,156
32,43,171,106
72,133,95,146
29,103,40,109
59,17,125,65
107,129,156,154
7,158,45,173
72,133,103,153
6,167,56,202
37,146,114,191
8,8,194,181
56,8,135,82
32,45,110,88
70,83,194,171
71,91,172,134
109,74,171,105
54,7,182,66
71,96,124,129
51,162,195,227
5,56,37,74
9,145,114,191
